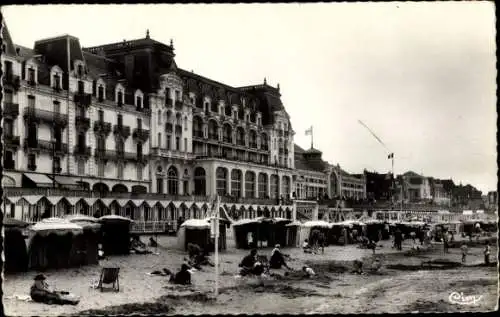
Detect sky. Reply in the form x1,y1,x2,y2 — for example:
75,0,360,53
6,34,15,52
2,3,497,193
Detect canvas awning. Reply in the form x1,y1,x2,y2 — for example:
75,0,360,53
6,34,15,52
46,196,64,205
130,200,145,207
23,173,53,187
20,195,44,205
180,218,210,229
172,201,183,208
5,196,22,204
64,197,83,206
157,200,170,208
29,218,84,236
99,215,133,222
115,199,131,207
145,200,159,207
83,197,99,206
99,198,114,206
53,176,80,187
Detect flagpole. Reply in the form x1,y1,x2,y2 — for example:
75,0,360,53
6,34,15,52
66,35,71,174
311,126,313,149
214,195,220,298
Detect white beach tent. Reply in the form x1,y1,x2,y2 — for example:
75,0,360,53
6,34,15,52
298,220,333,247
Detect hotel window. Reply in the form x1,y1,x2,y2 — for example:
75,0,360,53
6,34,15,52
158,110,162,124
98,86,104,101
184,138,187,152
158,133,162,148
53,74,60,89
97,161,105,177
28,95,35,108
117,91,123,105
184,117,188,131
175,136,180,150
53,157,61,173
157,178,164,193
98,110,104,121
175,90,180,101
137,143,143,157
53,100,60,113
137,118,142,130
166,135,171,150
117,163,124,179
5,90,13,103
137,165,143,180
27,68,35,83
117,114,123,126
77,65,83,77
78,80,84,94
136,96,142,109
77,160,85,175
28,154,36,170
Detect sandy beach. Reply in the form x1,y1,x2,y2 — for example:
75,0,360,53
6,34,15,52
3,235,498,316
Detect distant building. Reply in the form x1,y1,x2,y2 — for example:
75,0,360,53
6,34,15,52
486,191,498,210
429,178,451,206
293,145,328,200
328,164,366,200
364,170,392,202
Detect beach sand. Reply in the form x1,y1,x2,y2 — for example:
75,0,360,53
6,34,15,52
3,235,498,316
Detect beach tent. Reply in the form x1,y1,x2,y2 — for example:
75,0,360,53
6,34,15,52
26,218,84,270
3,217,30,273
99,215,133,255
298,221,333,247
232,217,292,249
177,218,227,251
65,214,101,265
363,219,389,242
285,221,302,247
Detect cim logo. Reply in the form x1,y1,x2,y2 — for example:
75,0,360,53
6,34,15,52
448,292,483,306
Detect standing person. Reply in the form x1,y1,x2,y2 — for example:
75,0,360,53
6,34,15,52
460,243,468,263
443,235,449,254
410,231,417,244
317,232,325,254
394,228,402,251
484,242,491,265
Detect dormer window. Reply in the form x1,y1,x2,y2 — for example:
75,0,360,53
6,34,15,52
211,101,218,113
77,65,83,77
117,114,123,126
27,68,35,84
78,80,84,94
117,91,123,106
190,97,194,104
53,73,61,90
175,90,180,101
136,96,142,109
98,86,104,101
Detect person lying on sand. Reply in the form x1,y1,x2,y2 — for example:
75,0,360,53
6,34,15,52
269,244,291,270
169,264,192,285
30,274,79,305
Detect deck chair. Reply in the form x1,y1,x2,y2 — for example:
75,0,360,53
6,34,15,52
256,255,270,274
98,267,120,292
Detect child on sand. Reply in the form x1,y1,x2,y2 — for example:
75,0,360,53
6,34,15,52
460,243,468,263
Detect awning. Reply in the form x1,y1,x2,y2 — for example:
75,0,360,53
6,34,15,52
83,198,99,206
53,176,80,187
99,198,114,207
5,196,22,204
20,195,44,205
172,201,183,208
46,196,64,205
130,200,145,207
158,200,170,208
64,197,83,206
23,173,53,187
115,199,131,207
145,200,159,207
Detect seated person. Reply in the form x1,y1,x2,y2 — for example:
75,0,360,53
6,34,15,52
239,249,259,276
302,265,316,278
269,244,291,270
149,237,158,248
302,239,313,253
30,274,79,305
187,243,202,260
170,264,192,285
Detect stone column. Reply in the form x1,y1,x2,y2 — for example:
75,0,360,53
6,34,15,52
227,168,232,196
178,179,184,195
266,174,271,198
241,169,246,198
312,203,319,221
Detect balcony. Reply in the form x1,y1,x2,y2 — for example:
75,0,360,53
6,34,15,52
236,139,246,146
94,121,112,136
27,79,37,87
133,128,150,142
75,116,91,131
113,124,131,138
165,123,173,133
249,142,257,149
124,152,147,163
2,74,21,90
3,159,15,170
74,145,91,157
74,93,92,107
23,108,68,127
2,102,19,118
166,98,174,107
175,100,183,110
223,136,232,143
193,130,204,138
150,147,195,160
131,220,177,234
94,148,119,161
261,144,269,151
24,139,68,155
208,133,218,140
53,85,63,93
4,135,20,149
220,196,292,206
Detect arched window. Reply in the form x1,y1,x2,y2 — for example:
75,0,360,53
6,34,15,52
258,173,268,198
194,167,206,196
225,105,232,116
236,127,245,146
282,176,290,198
193,116,203,138
176,113,182,125
245,171,256,198
208,120,218,140
167,166,178,195
231,169,242,197
223,124,232,143
158,110,162,124
211,100,218,113
216,167,228,196
249,130,257,148
261,133,268,150
270,174,279,199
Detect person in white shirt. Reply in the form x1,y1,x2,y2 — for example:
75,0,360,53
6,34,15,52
302,265,315,277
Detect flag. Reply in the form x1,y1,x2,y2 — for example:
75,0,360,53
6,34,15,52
388,153,394,159
305,126,313,136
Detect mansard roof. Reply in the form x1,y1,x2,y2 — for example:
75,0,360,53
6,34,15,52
294,144,328,173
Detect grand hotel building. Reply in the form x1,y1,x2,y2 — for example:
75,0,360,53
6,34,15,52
1,21,306,225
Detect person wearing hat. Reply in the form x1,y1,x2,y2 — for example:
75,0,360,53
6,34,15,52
30,274,77,305
171,264,192,285
269,244,291,270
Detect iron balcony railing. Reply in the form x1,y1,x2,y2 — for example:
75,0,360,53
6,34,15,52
74,145,91,157
3,102,20,117
4,135,20,148
74,93,92,107
2,73,21,89
133,128,150,142
23,108,68,127
94,121,112,136
113,124,131,138
24,138,68,154
94,148,119,161
208,133,218,140
130,220,177,234
75,116,91,130
220,196,293,206
193,130,204,138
